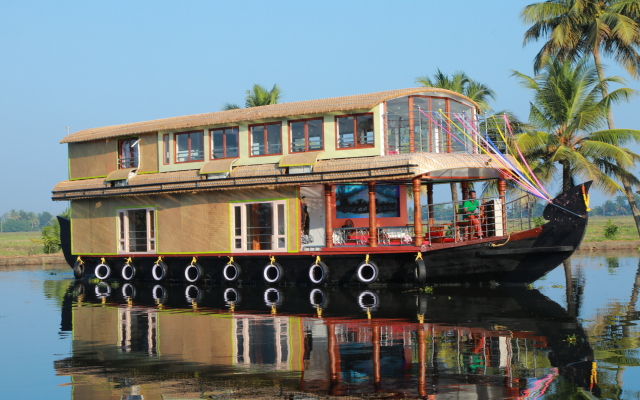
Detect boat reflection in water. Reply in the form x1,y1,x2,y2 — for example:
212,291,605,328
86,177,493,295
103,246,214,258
56,282,600,399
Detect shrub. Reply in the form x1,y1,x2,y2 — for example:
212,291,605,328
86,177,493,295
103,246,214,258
532,216,546,227
604,219,619,240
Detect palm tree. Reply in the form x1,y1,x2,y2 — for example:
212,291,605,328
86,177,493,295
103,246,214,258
222,83,283,110
415,69,496,112
521,0,640,233
513,56,640,195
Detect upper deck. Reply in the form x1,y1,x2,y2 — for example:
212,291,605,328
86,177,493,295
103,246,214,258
54,87,512,200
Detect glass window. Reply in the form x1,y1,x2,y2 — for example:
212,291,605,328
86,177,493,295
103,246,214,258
175,131,204,163
250,123,281,156
337,114,374,149
211,127,239,159
290,118,323,153
232,200,287,251
118,208,155,253
118,138,139,169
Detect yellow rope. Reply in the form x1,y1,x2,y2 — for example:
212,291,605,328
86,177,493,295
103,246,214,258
229,302,235,313
271,304,277,315
75,256,84,265
190,257,197,265
270,256,276,265
124,257,132,265
490,234,511,247
365,254,370,264
582,185,591,212
415,252,423,261
100,257,106,264
366,307,371,320
228,256,234,264
155,256,163,264
590,362,598,386
315,255,321,266
316,305,323,318
417,314,424,324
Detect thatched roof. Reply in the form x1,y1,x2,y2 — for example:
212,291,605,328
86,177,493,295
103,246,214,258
52,153,516,200
61,88,479,144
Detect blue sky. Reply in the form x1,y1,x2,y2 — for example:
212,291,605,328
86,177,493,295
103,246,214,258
1,0,638,214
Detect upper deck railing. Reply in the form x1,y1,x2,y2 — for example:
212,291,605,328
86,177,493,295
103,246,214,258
384,111,509,156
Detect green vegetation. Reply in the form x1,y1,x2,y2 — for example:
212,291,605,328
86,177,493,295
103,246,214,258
0,231,42,256
222,83,283,110
415,70,496,112
41,208,70,254
584,215,638,242
604,219,620,239
1,210,55,232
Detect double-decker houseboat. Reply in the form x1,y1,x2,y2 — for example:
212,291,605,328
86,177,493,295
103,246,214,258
52,88,590,285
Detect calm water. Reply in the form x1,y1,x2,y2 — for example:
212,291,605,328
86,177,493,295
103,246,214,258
2,252,640,399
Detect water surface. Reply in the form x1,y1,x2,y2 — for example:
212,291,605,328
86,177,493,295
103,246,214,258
2,252,640,399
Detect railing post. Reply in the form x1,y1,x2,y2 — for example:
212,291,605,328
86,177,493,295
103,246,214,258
368,181,378,247
427,182,434,227
499,179,507,233
325,184,334,248
413,176,423,246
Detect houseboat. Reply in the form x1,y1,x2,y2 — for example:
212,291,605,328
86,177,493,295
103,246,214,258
52,87,590,285
57,284,599,398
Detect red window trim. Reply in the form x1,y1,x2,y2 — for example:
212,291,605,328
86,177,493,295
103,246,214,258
174,130,205,164
335,113,375,150
209,126,240,160
288,117,324,153
162,134,170,165
248,122,283,157
117,137,139,169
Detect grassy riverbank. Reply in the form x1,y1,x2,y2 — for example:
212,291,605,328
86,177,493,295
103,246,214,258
583,215,638,242
0,231,43,256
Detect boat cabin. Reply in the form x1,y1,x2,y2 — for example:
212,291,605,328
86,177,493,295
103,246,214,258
53,88,519,260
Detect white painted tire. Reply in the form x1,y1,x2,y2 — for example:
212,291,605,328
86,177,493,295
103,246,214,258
309,261,329,285
94,282,111,298
95,263,111,280
358,290,378,310
263,287,284,306
185,285,202,304
309,288,330,308
152,284,168,304
152,262,169,281
121,263,137,281
356,261,378,284
223,262,241,282
263,262,283,284
185,263,203,283
223,288,241,305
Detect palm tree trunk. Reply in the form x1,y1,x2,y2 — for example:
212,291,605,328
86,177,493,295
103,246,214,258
593,49,640,237
562,160,572,193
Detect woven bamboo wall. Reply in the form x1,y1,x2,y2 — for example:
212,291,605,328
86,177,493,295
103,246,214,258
72,187,299,255
138,133,158,173
68,140,116,180
71,199,118,254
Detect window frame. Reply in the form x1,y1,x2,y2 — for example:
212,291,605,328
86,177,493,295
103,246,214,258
174,130,205,163
288,118,324,153
248,122,283,157
335,113,375,150
162,134,170,165
232,200,287,252
210,126,240,160
117,137,139,169
117,207,156,254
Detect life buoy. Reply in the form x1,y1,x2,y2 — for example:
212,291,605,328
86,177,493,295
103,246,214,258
223,288,242,305
415,259,427,284
121,263,138,281
185,263,204,283
73,260,85,279
95,263,111,280
122,283,136,299
309,288,330,308
263,262,283,284
356,261,378,284
309,261,329,285
152,284,169,304
152,262,170,281
223,262,241,282
264,287,284,306
185,285,202,304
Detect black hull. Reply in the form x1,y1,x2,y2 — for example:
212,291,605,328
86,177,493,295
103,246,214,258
60,182,591,285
